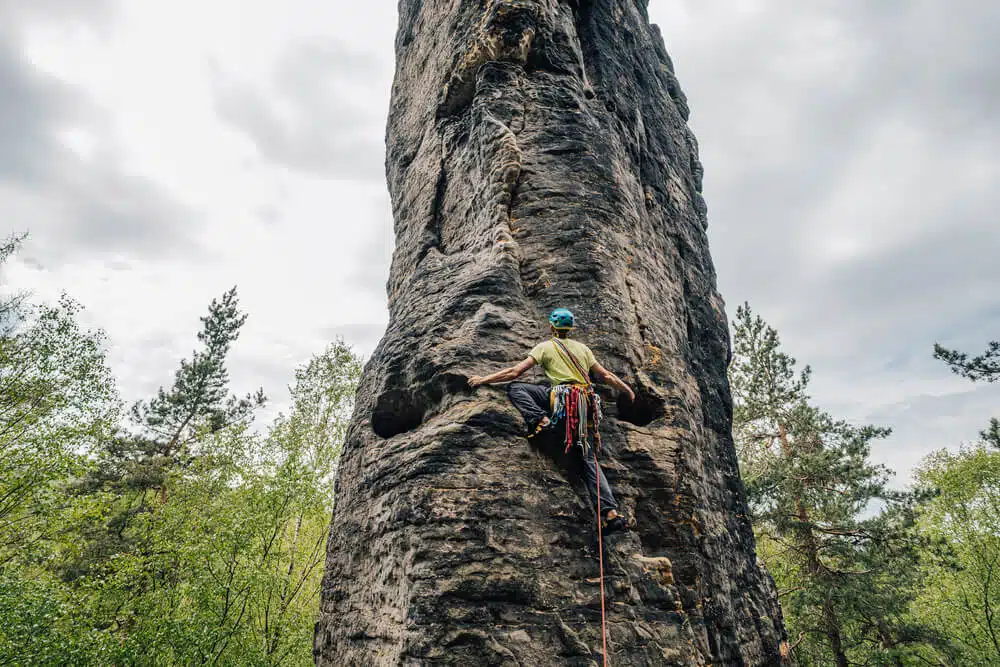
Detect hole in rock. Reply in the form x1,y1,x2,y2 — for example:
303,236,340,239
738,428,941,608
371,389,426,439
616,392,666,427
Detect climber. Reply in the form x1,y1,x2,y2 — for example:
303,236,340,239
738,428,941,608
468,308,635,533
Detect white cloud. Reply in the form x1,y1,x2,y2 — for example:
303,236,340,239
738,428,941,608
648,0,1000,481
1,0,996,484
5,1,397,420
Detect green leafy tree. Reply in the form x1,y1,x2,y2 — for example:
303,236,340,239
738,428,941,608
934,340,1000,448
130,287,266,449
0,573,119,665
0,295,119,563
0,233,362,665
49,287,268,664
912,445,1000,665
0,235,120,664
147,340,361,665
61,340,359,665
731,304,944,666
0,236,119,562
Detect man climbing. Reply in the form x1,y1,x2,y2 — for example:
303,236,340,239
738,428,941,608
468,308,635,533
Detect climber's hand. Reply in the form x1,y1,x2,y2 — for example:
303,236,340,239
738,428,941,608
468,376,485,388
625,388,636,402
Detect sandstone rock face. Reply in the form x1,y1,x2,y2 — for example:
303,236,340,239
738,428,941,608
315,1,789,665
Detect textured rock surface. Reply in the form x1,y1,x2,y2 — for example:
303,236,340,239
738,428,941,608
315,1,789,665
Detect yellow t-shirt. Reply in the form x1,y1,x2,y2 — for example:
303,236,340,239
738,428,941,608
529,338,597,386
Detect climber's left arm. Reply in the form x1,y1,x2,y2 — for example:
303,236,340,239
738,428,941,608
468,357,536,387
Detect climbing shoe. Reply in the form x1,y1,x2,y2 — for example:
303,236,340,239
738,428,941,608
527,417,555,438
602,512,632,535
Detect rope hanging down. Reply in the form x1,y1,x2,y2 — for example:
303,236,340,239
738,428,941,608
595,445,609,667
550,338,610,665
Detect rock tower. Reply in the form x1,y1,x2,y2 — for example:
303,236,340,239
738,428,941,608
315,2,789,665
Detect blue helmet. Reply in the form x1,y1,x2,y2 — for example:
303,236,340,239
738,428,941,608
549,308,575,330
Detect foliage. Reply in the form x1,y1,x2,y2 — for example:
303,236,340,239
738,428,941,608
65,288,266,583
934,340,1000,448
0,238,361,666
60,297,359,665
934,341,1000,383
78,287,265,499
911,445,1000,665
730,303,945,666
0,234,118,563
0,572,119,666
0,294,119,564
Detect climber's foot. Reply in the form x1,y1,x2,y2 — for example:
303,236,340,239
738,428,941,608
528,416,552,438
602,510,631,535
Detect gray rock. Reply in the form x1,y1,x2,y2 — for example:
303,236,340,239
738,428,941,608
315,1,790,665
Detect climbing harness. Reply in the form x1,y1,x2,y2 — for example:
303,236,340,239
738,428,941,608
550,337,610,665
550,338,603,454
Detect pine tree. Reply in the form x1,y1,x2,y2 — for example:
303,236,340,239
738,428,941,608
68,288,265,578
731,304,944,666
934,340,1000,448
85,288,263,489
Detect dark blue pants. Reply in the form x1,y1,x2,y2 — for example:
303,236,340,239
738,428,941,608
507,382,618,514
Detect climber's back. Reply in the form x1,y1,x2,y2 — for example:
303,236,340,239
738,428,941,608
528,336,596,386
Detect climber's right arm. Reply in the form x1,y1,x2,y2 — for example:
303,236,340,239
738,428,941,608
468,357,536,387
592,362,636,402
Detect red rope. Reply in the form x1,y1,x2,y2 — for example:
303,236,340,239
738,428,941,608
559,380,609,663
595,446,609,667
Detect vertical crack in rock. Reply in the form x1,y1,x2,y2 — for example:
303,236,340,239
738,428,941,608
422,140,449,265
316,1,790,665
483,104,523,257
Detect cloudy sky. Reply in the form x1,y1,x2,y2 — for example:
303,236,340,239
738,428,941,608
2,1,997,483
